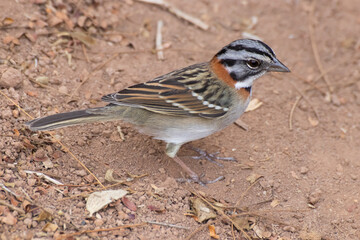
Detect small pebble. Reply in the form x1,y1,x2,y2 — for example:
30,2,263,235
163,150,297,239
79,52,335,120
350,174,357,180
27,178,37,187
0,67,22,88
24,218,32,228
283,226,296,232
31,221,38,228
300,167,309,174
74,169,87,177
308,189,322,205
58,86,68,94
94,218,104,227
1,109,12,119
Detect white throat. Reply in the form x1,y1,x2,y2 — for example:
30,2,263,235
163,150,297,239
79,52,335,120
234,71,265,90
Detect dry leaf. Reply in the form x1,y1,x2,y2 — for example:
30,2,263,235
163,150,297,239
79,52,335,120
86,189,127,216
299,230,322,240
77,16,87,27
34,210,53,221
13,129,20,137
122,196,137,211
253,224,266,238
43,159,54,169
35,76,49,85
308,116,319,126
0,212,17,225
23,138,36,149
70,31,95,46
147,205,166,213
245,98,263,112
2,17,14,25
3,35,20,45
48,15,63,27
246,173,262,184
9,196,19,207
26,91,38,97
151,184,165,195
42,222,58,232
191,198,216,223
55,11,74,29
36,19,48,28
104,169,122,183
208,225,219,239
234,118,249,131
270,199,280,208
24,33,37,42
231,216,250,231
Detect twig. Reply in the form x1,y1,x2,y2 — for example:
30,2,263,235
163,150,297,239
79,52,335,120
234,212,296,229
231,223,236,240
0,183,20,198
156,20,164,60
288,80,320,120
289,96,302,131
146,220,190,230
116,126,125,141
234,118,249,131
81,43,90,63
308,1,333,93
23,170,63,185
270,73,320,120
190,189,252,240
28,78,71,97
56,222,147,239
135,0,209,30
0,199,25,215
64,50,72,66
234,177,262,208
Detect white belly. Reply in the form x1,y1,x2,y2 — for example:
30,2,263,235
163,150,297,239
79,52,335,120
138,97,250,145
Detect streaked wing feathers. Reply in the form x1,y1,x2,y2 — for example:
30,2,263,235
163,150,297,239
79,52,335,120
101,63,231,118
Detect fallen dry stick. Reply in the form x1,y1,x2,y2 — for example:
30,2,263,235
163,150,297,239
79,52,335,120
289,95,302,131
0,199,25,215
308,0,333,93
156,20,164,60
56,223,147,239
136,0,209,30
146,220,190,230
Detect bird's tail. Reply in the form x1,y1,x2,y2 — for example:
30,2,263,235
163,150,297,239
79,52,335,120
26,106,122,131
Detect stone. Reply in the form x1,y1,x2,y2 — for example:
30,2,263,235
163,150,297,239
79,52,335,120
0,67,22,88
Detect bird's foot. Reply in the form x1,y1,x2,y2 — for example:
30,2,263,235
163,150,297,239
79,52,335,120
191,147,237,167
172,155,224,185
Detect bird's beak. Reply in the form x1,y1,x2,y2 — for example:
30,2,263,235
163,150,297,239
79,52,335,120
268,59,290,72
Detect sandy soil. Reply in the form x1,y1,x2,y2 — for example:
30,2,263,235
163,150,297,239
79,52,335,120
0,0,359,239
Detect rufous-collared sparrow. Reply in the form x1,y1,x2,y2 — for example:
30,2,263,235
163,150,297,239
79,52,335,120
26,39,290,184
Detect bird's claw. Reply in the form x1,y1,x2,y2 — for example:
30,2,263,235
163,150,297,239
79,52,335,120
191,147,237,167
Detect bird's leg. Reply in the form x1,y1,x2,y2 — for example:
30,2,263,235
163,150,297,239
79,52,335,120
166,143,224,185
191,147,237,167
172,155,203,184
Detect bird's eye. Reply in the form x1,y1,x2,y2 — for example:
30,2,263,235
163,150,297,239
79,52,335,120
246,59,261,69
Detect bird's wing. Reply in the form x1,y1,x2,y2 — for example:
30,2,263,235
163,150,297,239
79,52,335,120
101,63,232,118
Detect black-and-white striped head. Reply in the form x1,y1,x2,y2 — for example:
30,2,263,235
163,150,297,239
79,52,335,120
215,39,290,89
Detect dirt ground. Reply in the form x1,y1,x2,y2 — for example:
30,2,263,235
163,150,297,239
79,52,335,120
0,0,359,239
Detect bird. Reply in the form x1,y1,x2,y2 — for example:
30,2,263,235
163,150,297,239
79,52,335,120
26,39,290,184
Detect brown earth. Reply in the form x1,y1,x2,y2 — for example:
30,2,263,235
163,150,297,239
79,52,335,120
0,0,359,239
